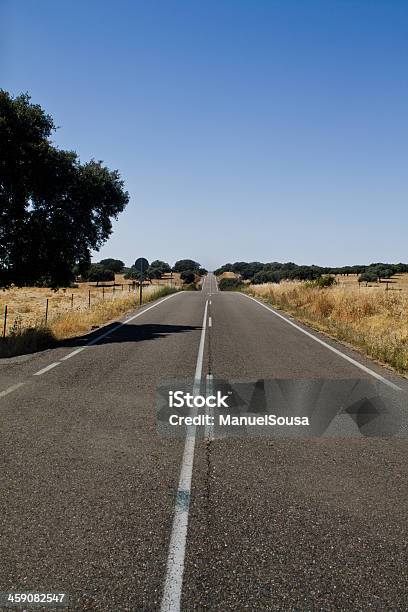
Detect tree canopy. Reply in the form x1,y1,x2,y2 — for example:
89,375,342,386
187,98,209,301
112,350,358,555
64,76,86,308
84,264,115,285
150,260,171,274
174,259,201,273
214,260,408,284
99,258,125,273
180,270,196,284
0,91,129,287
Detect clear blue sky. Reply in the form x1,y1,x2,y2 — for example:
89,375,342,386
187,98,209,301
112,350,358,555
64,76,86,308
2,0,407,269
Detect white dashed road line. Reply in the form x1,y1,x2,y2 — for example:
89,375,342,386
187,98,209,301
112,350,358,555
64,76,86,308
60,347,86,361
0,291,182,397
33,362,61,376
0,382,26,398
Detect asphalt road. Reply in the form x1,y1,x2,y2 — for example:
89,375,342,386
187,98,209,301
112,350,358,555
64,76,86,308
1,274,407,611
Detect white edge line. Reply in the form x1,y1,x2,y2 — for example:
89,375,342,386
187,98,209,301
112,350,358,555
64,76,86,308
87,292,182,346
161,299,208,612
56,292,183,362
0,381,26,398
241,293,402,392
33,362,60,376
2,292,183,397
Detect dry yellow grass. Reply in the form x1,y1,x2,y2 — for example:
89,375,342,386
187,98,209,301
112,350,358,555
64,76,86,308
0,285,179,357
0,273,180,335
0,284,130,331
245,281,408,374
49,285,171,340
335,272,408,291
219,271,237,280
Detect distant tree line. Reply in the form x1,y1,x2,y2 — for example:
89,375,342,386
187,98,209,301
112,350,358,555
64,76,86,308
0,91,129,288
214,261,408,285
79,258,207,285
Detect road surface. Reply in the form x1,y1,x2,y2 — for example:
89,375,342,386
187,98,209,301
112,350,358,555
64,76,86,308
1,273,407,611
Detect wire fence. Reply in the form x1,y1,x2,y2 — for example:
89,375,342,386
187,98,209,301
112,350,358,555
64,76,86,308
1,281,171,339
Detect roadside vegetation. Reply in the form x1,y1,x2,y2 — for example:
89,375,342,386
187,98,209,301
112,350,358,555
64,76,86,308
0,91,129,289
218,277,244,291
215,260,408,284
244,281,408,374
0,285,179,358
0,256,207,357
0,90,207,357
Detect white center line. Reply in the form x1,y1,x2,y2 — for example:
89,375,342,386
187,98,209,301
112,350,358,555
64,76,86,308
161,299,208,612
205,373,214,440
33,362,60,376
208,316,212,327
0,381,26,398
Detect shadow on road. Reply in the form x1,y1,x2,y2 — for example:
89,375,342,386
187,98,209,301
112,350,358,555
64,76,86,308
0,320,201,359
58,322,201,350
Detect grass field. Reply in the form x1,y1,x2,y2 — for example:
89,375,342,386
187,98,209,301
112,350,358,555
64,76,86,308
335,272,408,290
0,273,182,335
0,276,180,358
218,271,237,280
245,280,408,375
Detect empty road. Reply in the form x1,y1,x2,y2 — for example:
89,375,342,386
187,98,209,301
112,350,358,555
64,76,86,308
1,273,407,611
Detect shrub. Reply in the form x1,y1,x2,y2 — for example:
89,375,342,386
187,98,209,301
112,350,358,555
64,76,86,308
252,270,281,284
219,277,244,291
358,272,378,283
305,275,337,288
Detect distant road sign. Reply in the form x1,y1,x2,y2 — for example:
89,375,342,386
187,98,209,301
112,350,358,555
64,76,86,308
135,258,149,273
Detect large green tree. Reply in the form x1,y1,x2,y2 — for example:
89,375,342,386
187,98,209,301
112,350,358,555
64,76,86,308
0,91,129,287
84,264,115,285
99,258,125,273
173,259,200,273
149,260,171,274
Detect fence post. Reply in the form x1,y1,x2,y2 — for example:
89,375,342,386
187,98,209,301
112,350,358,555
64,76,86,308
102,287,105,300
71,293,74,308
113,285,115,295
122,284,124,291
2,305,7,339
88,290,91,308
45,298,49,324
